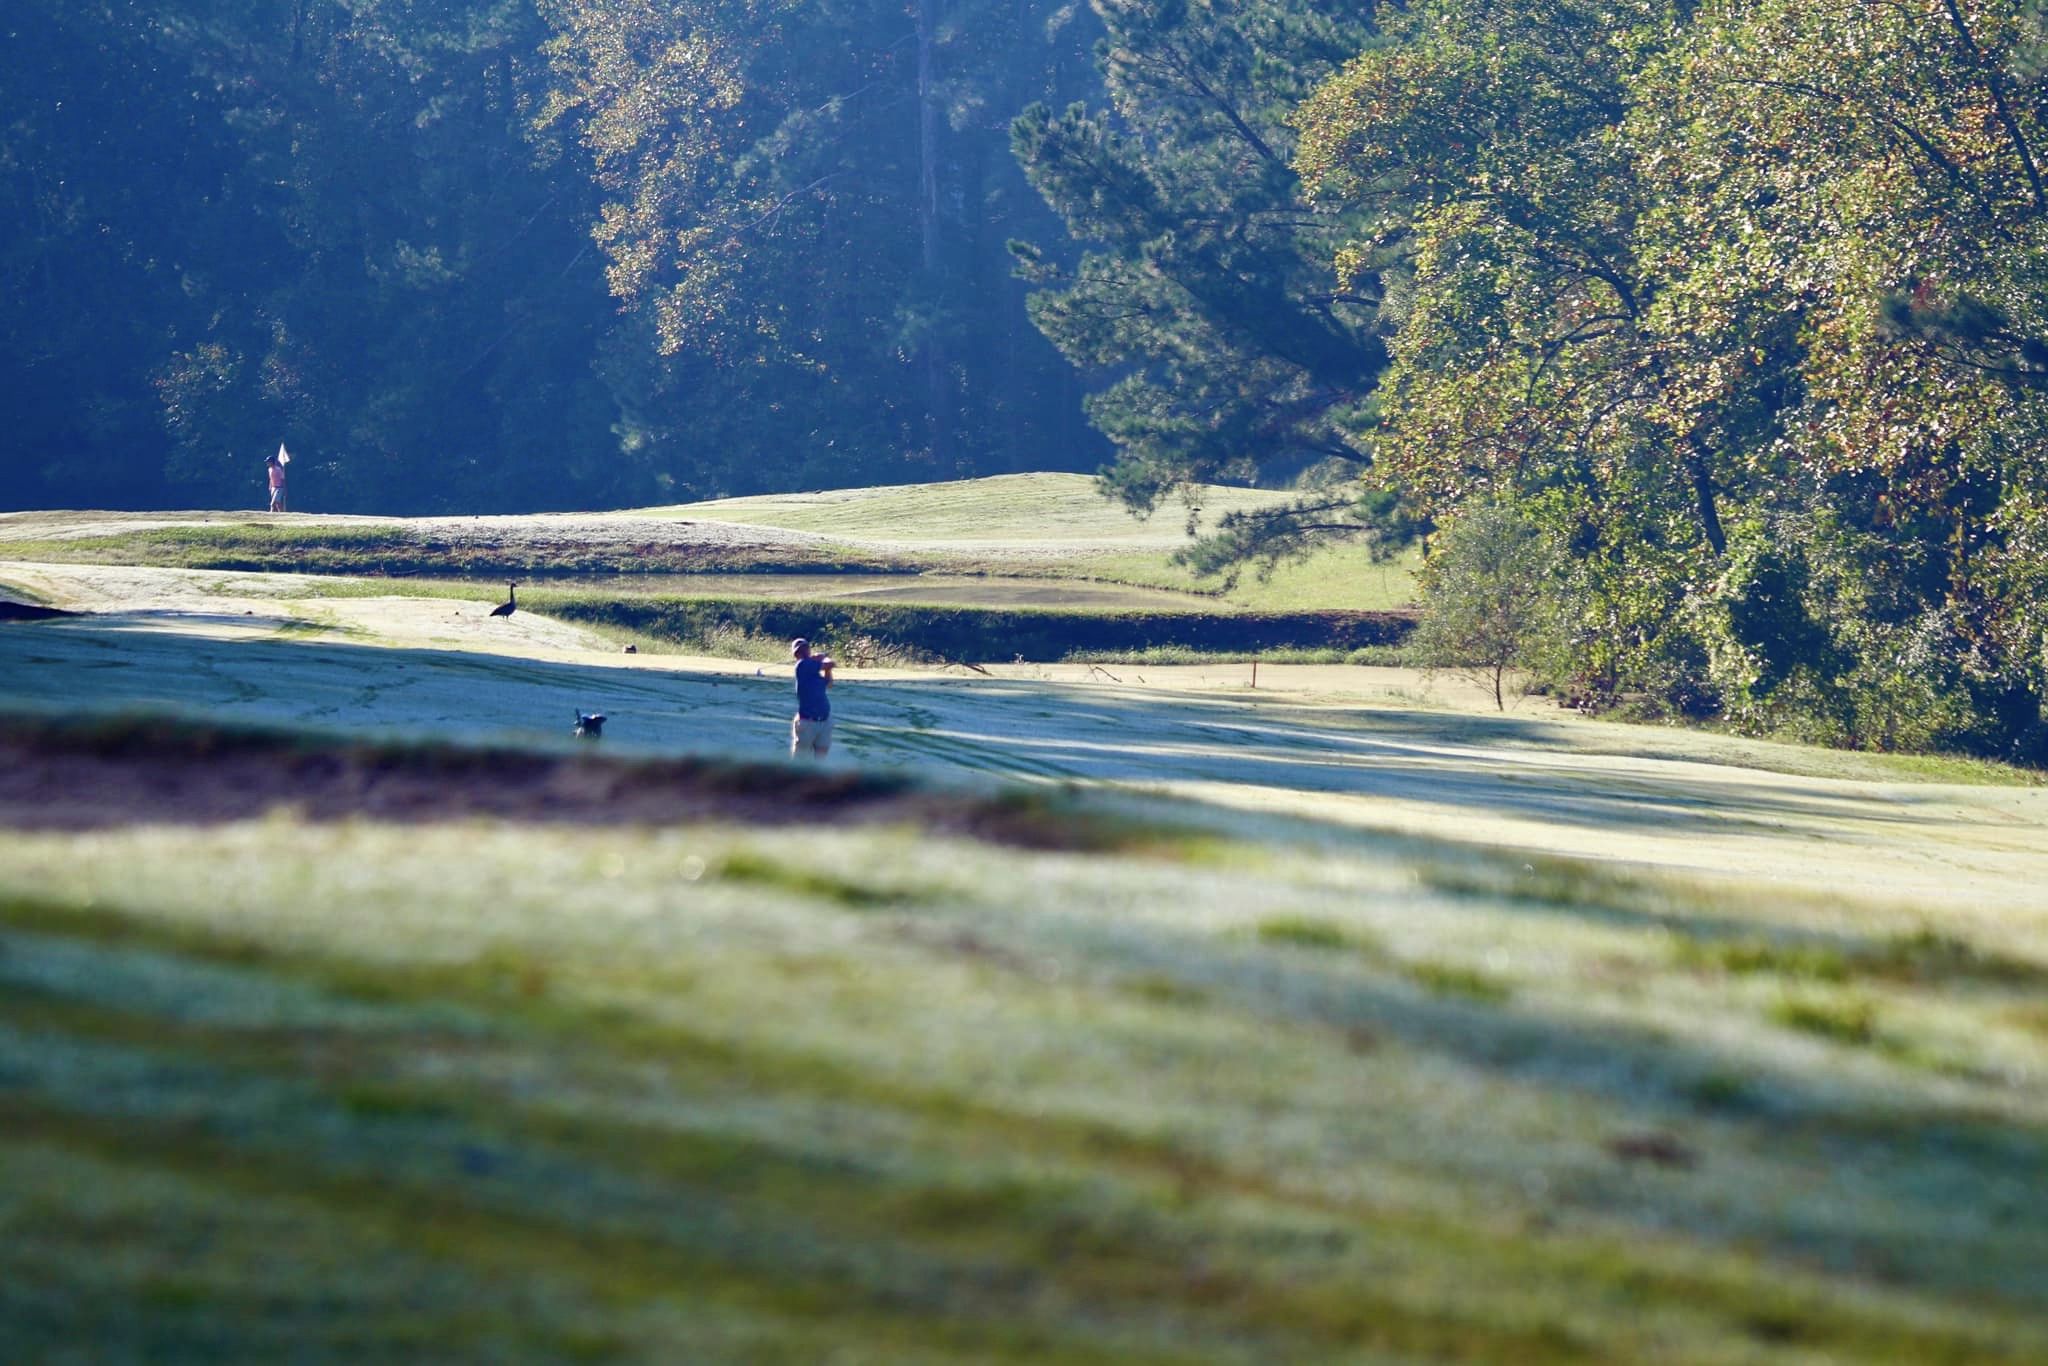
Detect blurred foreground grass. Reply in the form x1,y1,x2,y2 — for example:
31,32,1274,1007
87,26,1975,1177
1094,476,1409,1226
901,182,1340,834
3,726,2046,1361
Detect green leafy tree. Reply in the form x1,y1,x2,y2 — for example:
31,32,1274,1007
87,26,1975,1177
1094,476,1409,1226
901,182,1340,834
1294,0,2048,755
2,0,624,513
1637,0,2048,754
1294,0,1755,705
539,0,1103,495
4,1,1107,512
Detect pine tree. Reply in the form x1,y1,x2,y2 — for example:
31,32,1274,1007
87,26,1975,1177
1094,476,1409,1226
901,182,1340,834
1011,0,1389,546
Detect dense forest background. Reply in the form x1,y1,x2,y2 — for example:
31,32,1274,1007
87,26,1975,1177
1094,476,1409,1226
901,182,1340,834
2,0,1115,513
7,1,2048,757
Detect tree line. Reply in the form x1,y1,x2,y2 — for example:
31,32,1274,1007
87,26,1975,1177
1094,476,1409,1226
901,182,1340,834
3,0,1107,512
3,0,1396,517
6,1,2046,756
1279,0,2048,761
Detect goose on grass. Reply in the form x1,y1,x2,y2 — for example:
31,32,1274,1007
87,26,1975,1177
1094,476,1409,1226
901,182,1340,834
489,582,518,618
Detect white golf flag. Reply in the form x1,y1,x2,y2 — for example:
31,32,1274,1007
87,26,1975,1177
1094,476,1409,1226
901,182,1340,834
277,443,291,466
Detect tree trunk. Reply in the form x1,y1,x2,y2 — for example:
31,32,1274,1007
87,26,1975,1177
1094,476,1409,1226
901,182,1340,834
915,0,953,468
1688,447,1727,556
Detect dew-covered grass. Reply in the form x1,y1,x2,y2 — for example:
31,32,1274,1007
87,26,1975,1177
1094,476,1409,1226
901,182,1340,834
2,789,2046,1360
3,532,2048,1358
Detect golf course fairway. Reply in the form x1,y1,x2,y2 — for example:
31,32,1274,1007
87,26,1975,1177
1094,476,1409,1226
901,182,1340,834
3,546,2045,1362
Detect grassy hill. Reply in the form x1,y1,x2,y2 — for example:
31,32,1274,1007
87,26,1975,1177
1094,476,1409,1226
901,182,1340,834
655,473,1294,552
3,707,2046,1361
0,473,1419,615
656,473,1419,612
4,492,2046,1360
657,472,1281,544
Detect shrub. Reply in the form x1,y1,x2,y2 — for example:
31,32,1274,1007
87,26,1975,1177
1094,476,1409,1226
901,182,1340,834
549,597,1413,665
1408,502,1565,708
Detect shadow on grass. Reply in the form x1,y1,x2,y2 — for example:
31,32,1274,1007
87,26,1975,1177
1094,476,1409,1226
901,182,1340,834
6,878,2048,1329
3,618,2047,1330
0,616,2022,833
0,614,1983,859
911,893,2048,1313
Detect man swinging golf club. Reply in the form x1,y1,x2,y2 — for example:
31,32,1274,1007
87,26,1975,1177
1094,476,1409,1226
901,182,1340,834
789,636,834,760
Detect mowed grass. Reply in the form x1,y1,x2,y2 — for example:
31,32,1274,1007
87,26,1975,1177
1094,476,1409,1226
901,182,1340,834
0,521,889,578
655,474,1419,611
648,473,1287,544
0,474,1419,613
1068,540,1421,613
2,508,2045,1358
4,752,2048,1362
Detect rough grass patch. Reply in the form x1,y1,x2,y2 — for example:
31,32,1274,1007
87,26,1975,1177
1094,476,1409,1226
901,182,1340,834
546,595,1410,667
693,619,789,662
1068,644,1415,667
0,525,899,578
0,576,57,607
338,1081,459,1121
1673,937,1852,982
1866,929,2048,985
1254,916,1372,953
1417,853,1682,918
715,850,908,909
2,796,2045,1358
471,945,554,998
2006,1003,2048,1038
1771,995,1879,1046
1674,929,2048,988
1684,1072,1754,1112
1122,973,1210,1007
1403,960,1513,1004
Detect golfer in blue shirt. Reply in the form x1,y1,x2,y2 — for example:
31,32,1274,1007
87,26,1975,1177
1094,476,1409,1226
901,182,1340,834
789,637,835,760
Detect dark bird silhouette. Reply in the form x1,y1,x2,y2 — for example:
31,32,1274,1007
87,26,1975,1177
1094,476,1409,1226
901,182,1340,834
573,711,606,739
489,582,518,617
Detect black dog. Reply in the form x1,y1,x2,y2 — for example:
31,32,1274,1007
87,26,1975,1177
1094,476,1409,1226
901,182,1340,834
573,711,606,739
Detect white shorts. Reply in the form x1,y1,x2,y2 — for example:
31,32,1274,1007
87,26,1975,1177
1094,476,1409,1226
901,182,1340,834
791,715,833,757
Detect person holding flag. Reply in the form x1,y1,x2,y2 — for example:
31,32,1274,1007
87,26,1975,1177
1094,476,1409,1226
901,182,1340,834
266,444,291,512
